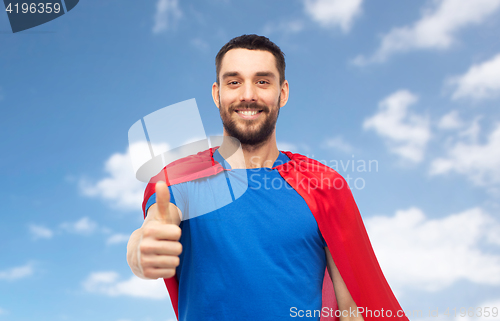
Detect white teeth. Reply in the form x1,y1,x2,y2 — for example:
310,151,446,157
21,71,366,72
238,110,259,116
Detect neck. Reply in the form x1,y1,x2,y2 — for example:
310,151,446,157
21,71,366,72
217,131,280,169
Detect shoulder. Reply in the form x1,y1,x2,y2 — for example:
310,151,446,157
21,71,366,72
142,147,221,215
167,147,217,168
279,151,342,176
148,147,223,186
278,151,355,199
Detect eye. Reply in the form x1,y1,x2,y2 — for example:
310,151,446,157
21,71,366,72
257,80,269,85
228,81,239,85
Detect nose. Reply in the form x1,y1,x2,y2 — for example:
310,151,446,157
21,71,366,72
240,82,257,103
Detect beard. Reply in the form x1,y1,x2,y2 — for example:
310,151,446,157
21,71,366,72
219,96,280,146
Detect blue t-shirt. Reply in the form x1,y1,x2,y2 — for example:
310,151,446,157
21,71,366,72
146,150,327,320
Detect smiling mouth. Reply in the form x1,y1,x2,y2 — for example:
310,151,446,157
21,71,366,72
235,109,263,116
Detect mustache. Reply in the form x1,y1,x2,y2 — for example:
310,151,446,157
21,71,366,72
228,102,270,113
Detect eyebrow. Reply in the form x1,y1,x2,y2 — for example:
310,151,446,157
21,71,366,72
221,71,277,80
221,72,239,79
255,72,276,79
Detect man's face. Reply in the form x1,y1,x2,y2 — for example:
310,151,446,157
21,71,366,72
213,48,288,146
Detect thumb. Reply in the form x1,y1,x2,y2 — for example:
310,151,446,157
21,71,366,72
155,181,172,224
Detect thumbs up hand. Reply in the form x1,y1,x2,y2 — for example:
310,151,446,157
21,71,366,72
127,181,183,280
153,181,175,224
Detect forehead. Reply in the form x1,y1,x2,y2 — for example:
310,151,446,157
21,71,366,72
220,48,278,76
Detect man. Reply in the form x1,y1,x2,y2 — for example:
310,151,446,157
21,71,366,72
127,35,407,321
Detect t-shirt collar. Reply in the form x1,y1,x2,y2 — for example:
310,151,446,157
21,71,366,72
212,148,291,169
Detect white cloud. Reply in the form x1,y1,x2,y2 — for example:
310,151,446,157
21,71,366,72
80,146,147,212
60,217,98,235
152,0,182,34
303,0,363,32
277,141,297,152
363,90,431,163
0,263,34,281
277,142,313,155
437,110,464,130
449,53,500,101
190,38,209,52
458,116,482,142
322,136,354,153
430,122,500,187
353,0,500,65
366,207,500,294
262,19,305,36
83,271,168,299
28,224,53,240
106,233,130,245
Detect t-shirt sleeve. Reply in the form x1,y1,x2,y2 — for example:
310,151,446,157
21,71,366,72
144,184,185,217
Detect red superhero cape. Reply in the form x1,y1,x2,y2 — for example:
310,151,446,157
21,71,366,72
142,147,409,321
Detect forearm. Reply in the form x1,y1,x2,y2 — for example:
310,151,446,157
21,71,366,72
337,293,363,321
338,305,363,321
325,247,364,321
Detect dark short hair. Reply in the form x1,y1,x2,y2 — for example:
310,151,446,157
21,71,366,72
215,34,286,85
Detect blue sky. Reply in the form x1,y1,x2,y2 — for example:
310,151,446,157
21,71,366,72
1,0,500,320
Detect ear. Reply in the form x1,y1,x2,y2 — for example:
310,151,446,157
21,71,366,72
279,80,289,108
212,82,220,109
